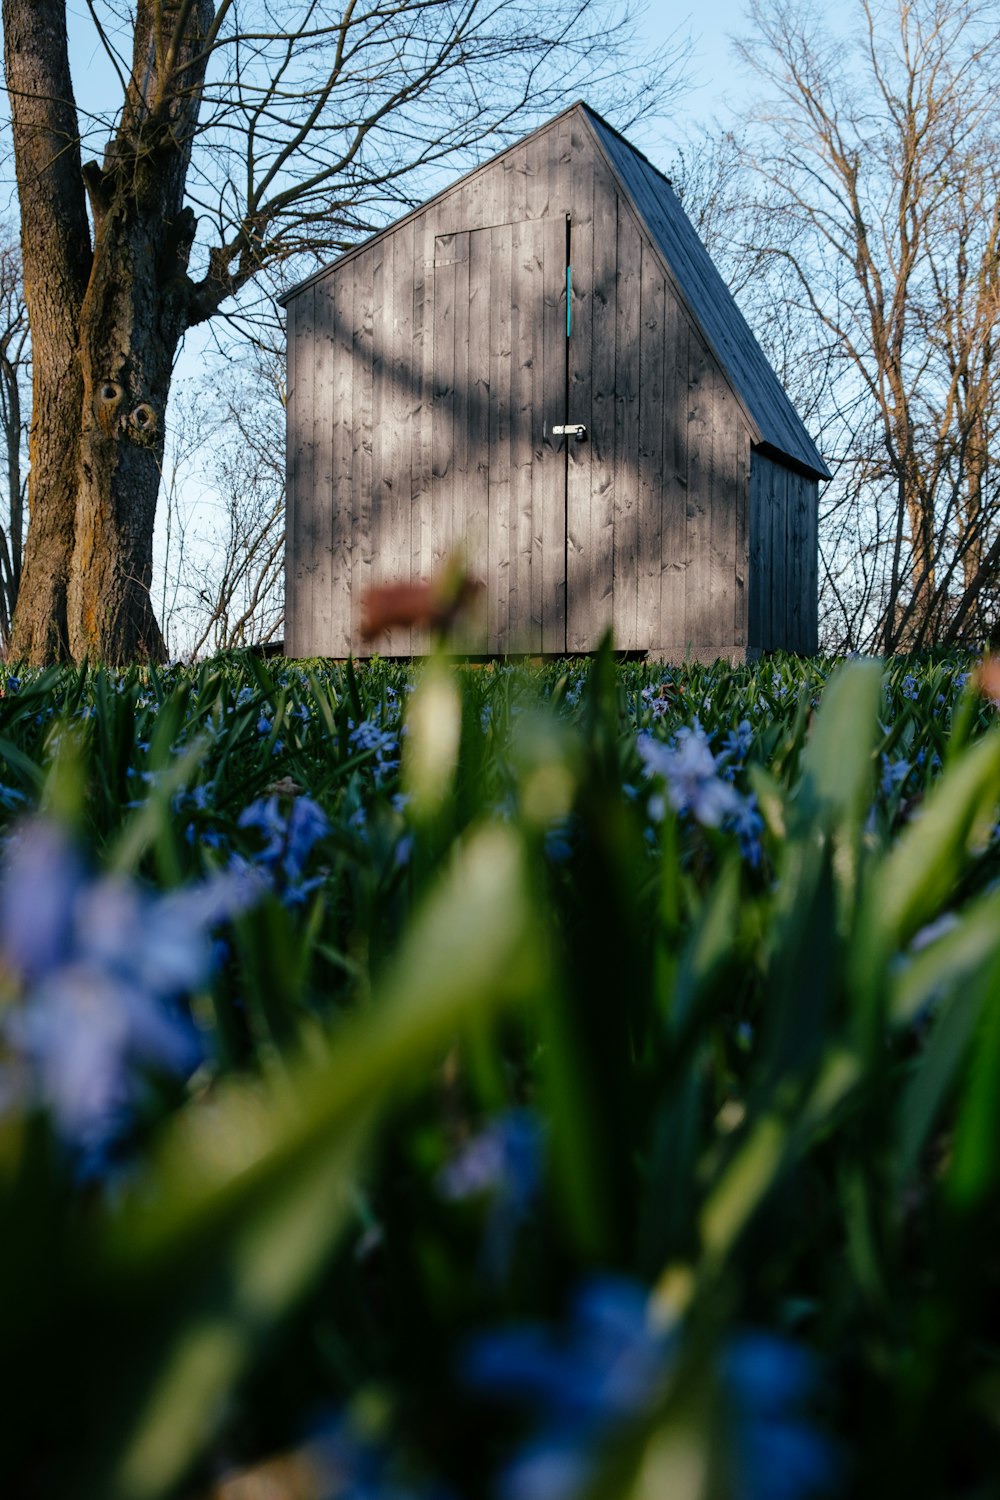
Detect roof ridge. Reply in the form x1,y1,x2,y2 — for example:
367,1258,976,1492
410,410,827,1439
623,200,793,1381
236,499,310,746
575,101,674,188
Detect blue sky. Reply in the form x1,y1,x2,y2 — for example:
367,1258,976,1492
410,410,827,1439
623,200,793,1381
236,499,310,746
639,0,753,151
657,1,753,117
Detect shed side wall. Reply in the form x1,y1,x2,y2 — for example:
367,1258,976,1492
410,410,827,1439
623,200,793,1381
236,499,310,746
748,450,818,654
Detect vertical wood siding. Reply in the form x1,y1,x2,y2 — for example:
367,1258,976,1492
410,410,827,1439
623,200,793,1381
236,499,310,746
748,450,819,654
283,292,300,656
286,111,816,660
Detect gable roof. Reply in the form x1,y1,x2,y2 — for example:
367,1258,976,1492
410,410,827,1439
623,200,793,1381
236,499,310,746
281,102,830,481
578,106,830,480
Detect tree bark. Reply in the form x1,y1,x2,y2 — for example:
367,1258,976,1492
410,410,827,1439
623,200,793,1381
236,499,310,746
3,0,211,664
2,0,91,661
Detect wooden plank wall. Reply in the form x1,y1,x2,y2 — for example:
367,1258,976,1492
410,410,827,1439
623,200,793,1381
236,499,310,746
288,111,759,659
283,292,300,656
296,115,577,656
747,451,819,654
584,153,750,659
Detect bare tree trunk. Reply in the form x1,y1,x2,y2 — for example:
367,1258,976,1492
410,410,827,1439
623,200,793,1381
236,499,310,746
4,0,210,664
68,205,194,661
2,0,90,661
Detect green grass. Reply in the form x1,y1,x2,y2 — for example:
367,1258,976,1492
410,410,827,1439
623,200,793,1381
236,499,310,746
0,646,998,1499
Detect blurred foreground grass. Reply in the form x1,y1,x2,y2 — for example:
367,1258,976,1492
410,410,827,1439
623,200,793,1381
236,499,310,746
0,647,999,1499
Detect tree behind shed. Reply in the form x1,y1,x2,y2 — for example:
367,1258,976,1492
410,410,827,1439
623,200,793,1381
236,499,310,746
281,102,830,660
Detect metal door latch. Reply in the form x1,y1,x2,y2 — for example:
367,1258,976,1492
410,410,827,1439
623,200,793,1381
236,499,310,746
552,424,588,442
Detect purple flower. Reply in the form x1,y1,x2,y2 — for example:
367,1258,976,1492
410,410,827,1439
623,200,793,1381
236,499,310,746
439,1110,544,1282
640,682,671,720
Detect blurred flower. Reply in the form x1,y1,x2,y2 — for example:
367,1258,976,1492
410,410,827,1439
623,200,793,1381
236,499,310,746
463,1279,837,1500
721,720,754,764
730,797,765,868
973,656,1000,708
360,561,483,642
463,1277,671,1500
0,819,256,1165
880,756,911,797
438,1109,544,1282
909,911,960,953
722,1334,839,1500
639,724,762,863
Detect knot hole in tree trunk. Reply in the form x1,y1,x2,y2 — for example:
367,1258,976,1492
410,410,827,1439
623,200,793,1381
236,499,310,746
96,380,125,434
129,403,159,444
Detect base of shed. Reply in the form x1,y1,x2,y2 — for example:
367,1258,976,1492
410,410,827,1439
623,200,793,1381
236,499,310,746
647,644,759,666
282,645,763,666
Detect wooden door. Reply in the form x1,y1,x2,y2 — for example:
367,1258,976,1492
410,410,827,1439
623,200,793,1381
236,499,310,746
432,217,566,653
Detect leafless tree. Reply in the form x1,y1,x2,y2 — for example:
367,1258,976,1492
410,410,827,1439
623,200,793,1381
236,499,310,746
156,341,286,658
0,223,29,649
1,0,689,665
728,0,1000,652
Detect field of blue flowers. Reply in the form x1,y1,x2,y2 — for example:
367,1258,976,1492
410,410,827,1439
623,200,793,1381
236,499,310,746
2,645,1000,1500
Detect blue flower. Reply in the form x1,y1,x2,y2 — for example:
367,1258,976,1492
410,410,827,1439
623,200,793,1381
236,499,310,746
901,674,920,701
0,820,257,1165
640,682,671,719
730,796,765,867
237,793,330,902
463,1280,838,1500
639,725,762,863
722,1334,840,1500
348,719,400,784
639,724,742,827
880,756,911,797
721,719,754,763
463,1277,667,1426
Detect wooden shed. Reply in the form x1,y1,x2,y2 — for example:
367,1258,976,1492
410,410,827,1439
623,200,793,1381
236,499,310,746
281,102,830,660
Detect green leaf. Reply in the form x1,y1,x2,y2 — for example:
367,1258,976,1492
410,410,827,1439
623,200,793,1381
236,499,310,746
861,730,1000,955
895,980,986,1192
890,888,1000,1027
792,660,882,837
945,949,1000,1213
